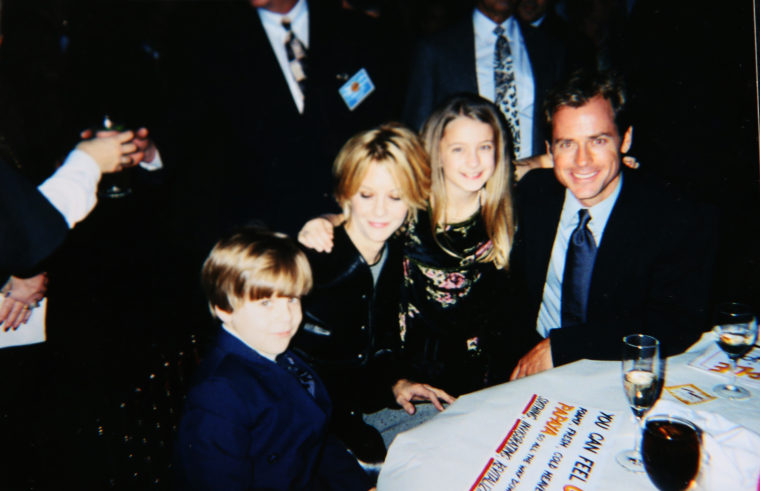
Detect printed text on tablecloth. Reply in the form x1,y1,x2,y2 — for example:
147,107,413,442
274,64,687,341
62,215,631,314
470,394,621,491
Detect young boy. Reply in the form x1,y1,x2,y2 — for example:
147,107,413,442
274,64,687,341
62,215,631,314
175,227,371,490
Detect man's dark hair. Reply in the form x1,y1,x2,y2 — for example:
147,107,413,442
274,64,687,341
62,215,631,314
544,70,630,133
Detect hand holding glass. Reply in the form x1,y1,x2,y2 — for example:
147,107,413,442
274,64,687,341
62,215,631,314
97,115,134,199
616,334,663,472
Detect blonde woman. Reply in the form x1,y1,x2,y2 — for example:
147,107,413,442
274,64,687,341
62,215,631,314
292,123,454,467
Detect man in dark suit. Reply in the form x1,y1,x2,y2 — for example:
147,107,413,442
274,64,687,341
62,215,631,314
509,70,717,379
516,0,597,71
164,0,394,255
401,0,569,159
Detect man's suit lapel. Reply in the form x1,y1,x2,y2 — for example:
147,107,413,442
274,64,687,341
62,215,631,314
529,178,565,302
587,174,640,317
243,6,303,119
520,20,551,155
453,17,479,95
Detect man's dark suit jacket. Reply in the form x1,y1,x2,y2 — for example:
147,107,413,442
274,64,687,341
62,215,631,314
509,169,718,367
175,328,369,490
0,158,68,283
401,13,568,156
165,1,395,254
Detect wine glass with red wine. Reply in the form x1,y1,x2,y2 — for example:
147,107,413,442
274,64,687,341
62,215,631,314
642,415,702,491
616,334,663,472
712,302,758,400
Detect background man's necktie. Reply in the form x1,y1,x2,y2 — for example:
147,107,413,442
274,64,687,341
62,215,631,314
493,26,521,158
282,19,308,94
561,209,597,327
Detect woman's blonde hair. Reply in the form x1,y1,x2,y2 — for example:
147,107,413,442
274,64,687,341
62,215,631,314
201,227,313,316
333,122,430,221
420,94,515,269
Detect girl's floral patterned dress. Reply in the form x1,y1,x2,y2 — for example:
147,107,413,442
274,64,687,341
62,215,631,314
398,209,510,395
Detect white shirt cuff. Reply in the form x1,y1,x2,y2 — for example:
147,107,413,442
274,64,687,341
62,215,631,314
37,149,100,228
139,148,163,171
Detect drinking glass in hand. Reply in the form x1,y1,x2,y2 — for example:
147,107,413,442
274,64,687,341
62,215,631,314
642,415,701,491
616,334,663,472
712,302,758,400
97,115,133,199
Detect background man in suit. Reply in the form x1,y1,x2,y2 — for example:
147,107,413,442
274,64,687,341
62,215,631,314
516,0,596,71
164,0,395,257
508,70,717,380
154,0,398,356
402,0,569,160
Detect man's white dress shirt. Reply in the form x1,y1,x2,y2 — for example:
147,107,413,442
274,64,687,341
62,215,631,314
258,0,309,114
473,9,535,159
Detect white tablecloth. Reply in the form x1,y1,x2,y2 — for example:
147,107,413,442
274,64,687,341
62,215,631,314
377,332,760,490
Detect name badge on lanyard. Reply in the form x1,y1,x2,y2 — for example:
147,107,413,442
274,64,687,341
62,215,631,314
338,68,375,111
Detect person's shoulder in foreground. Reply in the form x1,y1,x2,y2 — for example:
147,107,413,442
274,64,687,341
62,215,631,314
174,226,370,490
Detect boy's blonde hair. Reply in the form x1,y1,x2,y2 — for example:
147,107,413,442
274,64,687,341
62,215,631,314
421,94,515,270
333,122,430,221
201,227,312,316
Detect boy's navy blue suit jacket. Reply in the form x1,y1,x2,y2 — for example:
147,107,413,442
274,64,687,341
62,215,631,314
175,328,369,490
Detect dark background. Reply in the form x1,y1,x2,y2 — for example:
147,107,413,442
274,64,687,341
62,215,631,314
0,0,758,488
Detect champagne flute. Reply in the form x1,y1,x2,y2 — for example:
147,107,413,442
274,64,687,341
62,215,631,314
642,415,702,491
616,334,663,472
97,115,133,199
712,302,758,400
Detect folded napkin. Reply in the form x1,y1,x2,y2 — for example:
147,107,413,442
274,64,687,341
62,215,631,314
648,400,760,490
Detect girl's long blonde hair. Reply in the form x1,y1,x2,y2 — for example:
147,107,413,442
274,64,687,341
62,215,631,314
420,94,515,269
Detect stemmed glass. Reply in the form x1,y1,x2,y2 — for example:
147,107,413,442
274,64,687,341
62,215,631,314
616,334,663,472
97,115,133,199
712,302,758,400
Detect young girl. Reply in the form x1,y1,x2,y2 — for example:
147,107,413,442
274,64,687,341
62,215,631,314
399,94,516,396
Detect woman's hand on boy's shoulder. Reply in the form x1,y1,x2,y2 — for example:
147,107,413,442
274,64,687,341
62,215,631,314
392,378,456,415
297,216,339,252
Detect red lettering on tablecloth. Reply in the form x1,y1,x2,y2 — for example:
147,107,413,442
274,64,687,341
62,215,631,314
497,420,522,453
523,394,550,421
470,458,508,491
541,403,575,436
498,420,532,460
709,362,760,379
522,394,538,414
